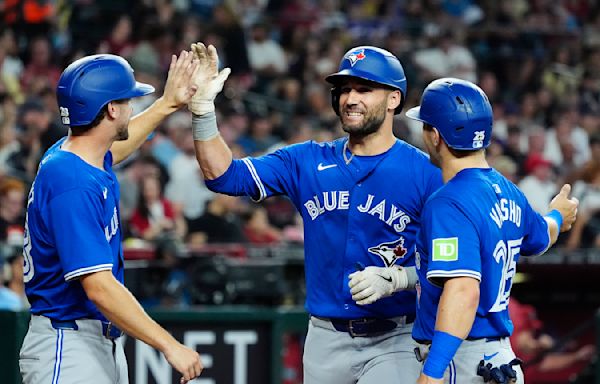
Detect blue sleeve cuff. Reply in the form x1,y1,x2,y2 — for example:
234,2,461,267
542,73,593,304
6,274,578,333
204,158,264,200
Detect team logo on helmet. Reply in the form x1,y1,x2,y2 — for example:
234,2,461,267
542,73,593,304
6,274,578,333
368,237,408,267
346,49,366,67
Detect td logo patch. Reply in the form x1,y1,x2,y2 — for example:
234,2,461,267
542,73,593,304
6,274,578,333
432,237,458,261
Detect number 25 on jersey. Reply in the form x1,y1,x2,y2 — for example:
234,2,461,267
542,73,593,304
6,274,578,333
490,238,522,312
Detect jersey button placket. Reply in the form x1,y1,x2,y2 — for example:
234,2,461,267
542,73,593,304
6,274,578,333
344,186,365,310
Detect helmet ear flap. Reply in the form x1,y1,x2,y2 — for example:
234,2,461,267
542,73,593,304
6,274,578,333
330,87,341,116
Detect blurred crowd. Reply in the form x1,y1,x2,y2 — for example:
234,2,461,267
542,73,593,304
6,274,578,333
1,0,600,291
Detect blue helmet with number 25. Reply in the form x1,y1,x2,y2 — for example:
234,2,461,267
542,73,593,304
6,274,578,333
406,78,493,150
56,54,154,127
326,46,407,115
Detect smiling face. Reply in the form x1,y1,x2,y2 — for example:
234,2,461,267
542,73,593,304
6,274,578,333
337,78,398,137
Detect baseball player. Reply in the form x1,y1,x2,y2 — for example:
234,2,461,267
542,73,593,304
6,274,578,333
187,43,442,383
19,52,203,383
403,78,578,383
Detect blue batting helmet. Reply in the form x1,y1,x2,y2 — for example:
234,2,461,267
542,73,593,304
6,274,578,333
326,46,407,115
57,54,155,127
406,78,493,150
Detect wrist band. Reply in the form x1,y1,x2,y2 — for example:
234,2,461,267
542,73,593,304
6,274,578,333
404,266,418,289
423,330,463,379
545,209,563,230
192,111,218,141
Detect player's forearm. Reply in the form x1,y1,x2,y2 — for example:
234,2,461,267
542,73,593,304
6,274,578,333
81,271,178,353
422,277,479,379
111,97,179,165
435,277,479,337
193,134,233,180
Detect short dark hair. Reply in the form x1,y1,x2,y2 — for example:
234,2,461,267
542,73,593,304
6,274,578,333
447,146,477,158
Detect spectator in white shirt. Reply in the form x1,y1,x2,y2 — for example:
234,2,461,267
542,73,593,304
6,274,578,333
518,154,557,214
246,21,288,92
413,30,477,83
544,114,590,167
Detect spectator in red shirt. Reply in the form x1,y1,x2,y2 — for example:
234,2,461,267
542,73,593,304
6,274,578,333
509,299,595,383
243,206,282,245
20,36,61,94
0,176,25,246
97,15,136,57
128,173,186,245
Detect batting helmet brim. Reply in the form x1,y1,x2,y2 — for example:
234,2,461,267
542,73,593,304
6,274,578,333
405,106,422,121
125,81,155,99
325,70,403,90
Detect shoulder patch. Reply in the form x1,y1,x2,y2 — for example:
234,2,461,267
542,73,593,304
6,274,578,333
432,237,458,261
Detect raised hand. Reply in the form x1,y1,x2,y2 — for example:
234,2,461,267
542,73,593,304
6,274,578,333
162,50,200,109
548,184,579,232
188,43,231,115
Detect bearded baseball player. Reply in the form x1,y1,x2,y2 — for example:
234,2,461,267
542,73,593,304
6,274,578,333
187,43,443,383
404,78,578,383
19,52,202,383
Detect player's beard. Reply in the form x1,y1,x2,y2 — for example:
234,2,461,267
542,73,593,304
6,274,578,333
341,100,386,138
114,122,129,141
426,145,441,168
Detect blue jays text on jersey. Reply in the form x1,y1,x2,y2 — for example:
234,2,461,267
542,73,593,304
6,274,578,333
206,137,442,319
412,168,551,342
23,137,124,322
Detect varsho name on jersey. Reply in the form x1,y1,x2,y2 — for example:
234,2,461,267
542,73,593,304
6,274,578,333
489,198,521,228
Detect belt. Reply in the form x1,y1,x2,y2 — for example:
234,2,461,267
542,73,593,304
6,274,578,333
467,336,502,342
317,314,415,337
415,336,502,345
50,319,123,340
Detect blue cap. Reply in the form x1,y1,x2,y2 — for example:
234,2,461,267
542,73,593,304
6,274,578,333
57,54,154,126
406,78,493,150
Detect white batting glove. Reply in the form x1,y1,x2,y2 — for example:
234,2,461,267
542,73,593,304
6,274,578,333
188,43,231,115
348,266,409,305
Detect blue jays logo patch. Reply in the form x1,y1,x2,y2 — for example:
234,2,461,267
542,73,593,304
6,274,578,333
368,237,408,267
346,49,366,67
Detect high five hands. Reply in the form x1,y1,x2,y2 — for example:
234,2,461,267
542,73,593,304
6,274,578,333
188,43,231,115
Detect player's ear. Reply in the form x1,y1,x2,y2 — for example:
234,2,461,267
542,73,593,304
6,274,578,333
106,101,120,119
387,90,401,112
432,127,441,147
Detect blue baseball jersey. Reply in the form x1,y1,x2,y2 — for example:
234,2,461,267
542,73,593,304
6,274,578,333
23,137,124,322
412,168,551,341
206,137,442,318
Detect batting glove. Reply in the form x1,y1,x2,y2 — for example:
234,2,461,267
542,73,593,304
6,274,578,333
348,266,409,305
188,43,231,115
